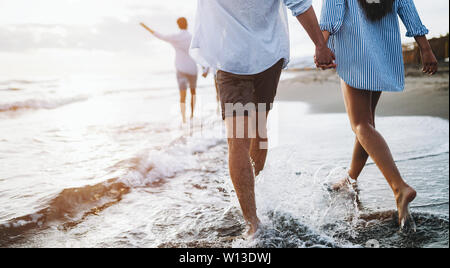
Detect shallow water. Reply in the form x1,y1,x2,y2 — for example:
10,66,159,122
0,75,448,248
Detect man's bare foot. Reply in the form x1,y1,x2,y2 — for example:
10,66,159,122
246,220,260,238
395,186,417,228
331,176,356,191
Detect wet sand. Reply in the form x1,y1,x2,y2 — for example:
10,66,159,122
277,63,449,119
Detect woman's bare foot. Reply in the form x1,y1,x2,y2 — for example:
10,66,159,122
331,176,356,191
395,186,417,228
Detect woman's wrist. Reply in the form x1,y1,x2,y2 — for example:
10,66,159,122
322,31,330,43
420,46,433,53
415,35,432,52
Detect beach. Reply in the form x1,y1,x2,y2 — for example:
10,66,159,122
0,66,448,248
278,63,449,119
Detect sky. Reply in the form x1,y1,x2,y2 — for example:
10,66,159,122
0,0,448,78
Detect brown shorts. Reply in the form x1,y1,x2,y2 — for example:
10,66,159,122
216,59,283,120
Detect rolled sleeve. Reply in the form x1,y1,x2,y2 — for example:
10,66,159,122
319,0,346,35
283,0,313,17
397,0,429,37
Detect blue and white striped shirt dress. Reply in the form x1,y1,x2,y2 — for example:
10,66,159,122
320,0,429,92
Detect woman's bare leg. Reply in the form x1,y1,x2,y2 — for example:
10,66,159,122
332,91,381,190
180,89,187,123
341,81,416,225
348,91,382,180
190,88,196,119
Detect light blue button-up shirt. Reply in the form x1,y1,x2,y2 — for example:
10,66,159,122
190,0,312,75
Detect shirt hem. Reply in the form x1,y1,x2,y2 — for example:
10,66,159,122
337,72,405,92
217,57,289,75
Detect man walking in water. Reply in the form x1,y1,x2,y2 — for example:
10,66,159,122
191,0,336,236
141,18,198,124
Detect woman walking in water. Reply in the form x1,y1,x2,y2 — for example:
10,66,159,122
141,18,198,124
319,0,438,228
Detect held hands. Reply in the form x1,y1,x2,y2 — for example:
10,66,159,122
421,48,438,75
314,45,337,70
314,30,336,70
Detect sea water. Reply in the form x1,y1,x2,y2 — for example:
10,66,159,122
0,74,448,248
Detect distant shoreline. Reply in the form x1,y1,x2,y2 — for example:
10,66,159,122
277,63,449,120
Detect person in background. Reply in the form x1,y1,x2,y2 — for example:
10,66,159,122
191,0,336,236
319,0,438,229
141,18,198,124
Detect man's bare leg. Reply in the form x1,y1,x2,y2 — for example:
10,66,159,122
250,111,269,176
226,115,260,236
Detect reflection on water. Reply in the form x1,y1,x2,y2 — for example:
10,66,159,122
0,77,448,248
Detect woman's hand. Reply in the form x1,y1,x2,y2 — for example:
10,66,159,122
414,35,438,75
420,48,438,75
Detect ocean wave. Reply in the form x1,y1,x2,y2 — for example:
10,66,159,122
0,95,88,112
119,136,224,187
0,87,22,92
0,79,59,86
0,131,225,246
0,178,130,246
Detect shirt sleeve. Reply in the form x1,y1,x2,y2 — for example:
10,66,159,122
319,0,346,35
397,0,429,37
153,32,177,43
283,0,313,17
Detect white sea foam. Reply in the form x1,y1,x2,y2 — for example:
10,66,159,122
119,123,225,187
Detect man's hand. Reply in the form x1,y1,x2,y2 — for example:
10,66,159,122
314,45,336,70
295,7,336,70
140,22,155,34
420,48,438,75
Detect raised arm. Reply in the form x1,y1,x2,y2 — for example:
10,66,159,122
319,0,346,43
397,0,437,75
284,0,336,69
140,22,175,43
140,23,155,35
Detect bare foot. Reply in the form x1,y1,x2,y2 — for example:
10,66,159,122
395,186,417,228
331,176,356,191
246,220,260,238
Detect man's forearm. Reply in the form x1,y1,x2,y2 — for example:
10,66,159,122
296,7,327,49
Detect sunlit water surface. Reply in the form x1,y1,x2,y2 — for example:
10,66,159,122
0,74,448,248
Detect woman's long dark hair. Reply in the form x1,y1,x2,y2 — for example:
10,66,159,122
357,0,395,21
